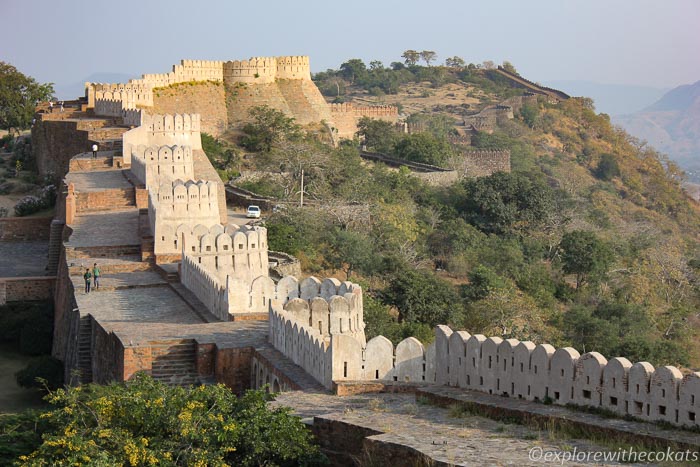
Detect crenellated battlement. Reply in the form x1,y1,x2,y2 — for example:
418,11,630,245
130,144,194,188
149,179,221,256
329,102,399,118
223,55,311,85
122,113,202,165
223,57,277,84
275,55,311,80
273,276,365,343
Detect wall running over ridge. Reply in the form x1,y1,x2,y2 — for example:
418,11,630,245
330,103,399,138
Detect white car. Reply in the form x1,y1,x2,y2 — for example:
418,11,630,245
246,205,261,218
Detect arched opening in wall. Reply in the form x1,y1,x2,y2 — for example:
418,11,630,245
272,379,281,393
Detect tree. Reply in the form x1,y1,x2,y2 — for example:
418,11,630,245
327,229,377,279
594,153,620,181
482,60,496,70
558,230,614,288
393,132,454,166
339,59,367,84
17,374,325,466
355,116,400,153
401,50,420,66
240,105,301,152
369,60,384,71
445,56,465,68
0,62,53,130
420,51,437,67
385,268,459,326
501,61,518,74
459,172,556,235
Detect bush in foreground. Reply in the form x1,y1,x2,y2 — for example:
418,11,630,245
17,374,326,466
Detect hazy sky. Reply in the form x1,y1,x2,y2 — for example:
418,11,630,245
2,0,699,91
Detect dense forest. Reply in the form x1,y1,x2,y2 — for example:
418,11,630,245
214,56,700,369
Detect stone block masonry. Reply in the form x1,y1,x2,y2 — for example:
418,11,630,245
0,277,56,305
0,217,52,242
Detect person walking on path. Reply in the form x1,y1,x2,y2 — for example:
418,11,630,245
92,263,101,290
91,143,98,159
83,268,92,294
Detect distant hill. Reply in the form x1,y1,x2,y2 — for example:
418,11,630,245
53,72,135,100
543,80,667,115
614,80,700,175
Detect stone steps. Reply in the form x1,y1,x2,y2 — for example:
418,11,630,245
149,340,199,386
68,255,152,275
66,244,142,260
76,188,136,213
46,220,65,275
77,316,93,384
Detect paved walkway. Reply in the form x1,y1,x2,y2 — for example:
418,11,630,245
0,241,48,277
66,209,140,247
274,391,659,466
65,169,131,192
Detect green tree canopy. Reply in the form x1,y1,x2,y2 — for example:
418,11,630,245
401,50,420,66
0,62,53,130
558,230,614,288
240,105,301,153
356,117,400,153
17,374,324,466
385,268,459,326
393,132,455,166
339,59,367,84
459,172,556,235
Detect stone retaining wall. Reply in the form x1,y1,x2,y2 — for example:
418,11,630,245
0,276,55,305
0,216,52,241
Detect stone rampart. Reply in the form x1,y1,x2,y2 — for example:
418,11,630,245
268,303,436,389
0,216,52,241
223,57,277,84
330,103,399,139
451,149,511,177
130,60,224,89
131,144,194,188
432,325,700,428
122,113,202,165
149,179,220,256
277,276,365,343
0,276,55,304
87,83,154,108
223,56,311,85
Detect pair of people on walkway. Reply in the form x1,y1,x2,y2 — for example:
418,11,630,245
83,263,101,293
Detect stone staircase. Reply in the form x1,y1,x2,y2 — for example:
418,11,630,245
46,220,65,275
77,315,93,384
149,340,199,386
75,187,136,213
68,255,152,275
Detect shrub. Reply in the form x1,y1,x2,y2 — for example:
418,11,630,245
13,195,43,216
13,184,56,216
15,356,64,391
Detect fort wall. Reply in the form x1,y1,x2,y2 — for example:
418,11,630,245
122,113,202,165
131,144,194,188
330,103,399,139
129,60,224,89
151,81,227,136
450,150,511,178
149,179,221,256
0,216,52,242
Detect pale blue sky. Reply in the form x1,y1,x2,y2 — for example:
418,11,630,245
2,0,699,92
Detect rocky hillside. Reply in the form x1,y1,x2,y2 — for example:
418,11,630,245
614,80,700,176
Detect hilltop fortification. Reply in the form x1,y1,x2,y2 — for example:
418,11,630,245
84,56,394,137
